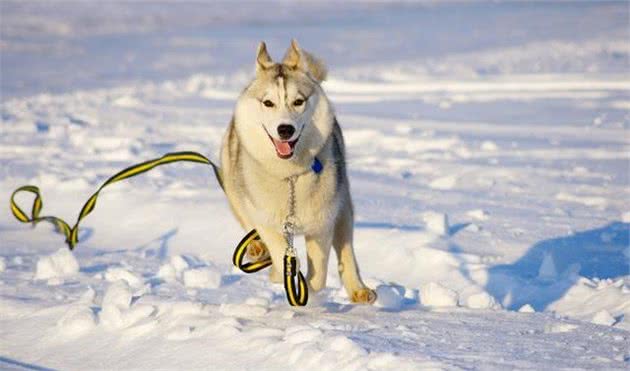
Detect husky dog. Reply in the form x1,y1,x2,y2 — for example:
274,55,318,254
220,40,376,304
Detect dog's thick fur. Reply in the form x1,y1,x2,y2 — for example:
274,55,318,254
220,40,375,304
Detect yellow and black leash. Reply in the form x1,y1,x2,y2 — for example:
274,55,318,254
10,151,220,249
232,229,272,273
283,254,309,306
232,228,308,306
10,185,73,239
9,150,308,306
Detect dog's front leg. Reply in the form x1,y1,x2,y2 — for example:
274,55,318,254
255,226,289,284
305,233,332,292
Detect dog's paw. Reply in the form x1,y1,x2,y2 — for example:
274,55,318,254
351,288,377,304
247,240,269,261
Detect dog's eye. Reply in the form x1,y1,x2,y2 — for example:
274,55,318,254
263,100,275,108
293,99,305,107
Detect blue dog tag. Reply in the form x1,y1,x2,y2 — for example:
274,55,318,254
311,157,323,174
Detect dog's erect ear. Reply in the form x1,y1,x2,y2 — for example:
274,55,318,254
282,39,302,69
282,39,327,82
256,41,274,73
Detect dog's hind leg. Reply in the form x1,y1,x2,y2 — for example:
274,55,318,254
305,233,332,292
333,205,376,304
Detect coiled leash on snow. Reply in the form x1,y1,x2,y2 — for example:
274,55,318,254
9,151,317,306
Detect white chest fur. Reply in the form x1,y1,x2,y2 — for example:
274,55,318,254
240,158,341,236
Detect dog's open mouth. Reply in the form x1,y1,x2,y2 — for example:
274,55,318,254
269,135,299,159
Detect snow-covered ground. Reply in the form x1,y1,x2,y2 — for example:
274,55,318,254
1,1,629,369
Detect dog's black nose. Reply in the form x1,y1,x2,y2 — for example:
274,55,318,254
277,124,295,140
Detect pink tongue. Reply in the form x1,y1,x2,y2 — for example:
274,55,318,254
274,140,293,156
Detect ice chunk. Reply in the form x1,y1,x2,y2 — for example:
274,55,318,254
423,212,449,236
57,305,97,334
170,255,190,272
518,304,535,313
157,263,177,282
105,267,143,288
466,291,500,310
80,286,96,304
467,209,489,221
374,284,404,310
102,280,132,310
419,282,458,308
100,304,124,329
464,223,481,232
35,248,79,280
592,310,616,326
480,140,499,151
182,267,221,289
157,255,190,282
100,280,155,329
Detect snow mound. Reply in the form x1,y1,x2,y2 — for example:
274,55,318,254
102,280,132,310
219,303,268,318
467,209,489,221
158,255,222,289
157,255,190,282
284,325,323,344
466,291,501,310
591,310,616,326
100,280,156,330
35,248,79,281
79,286,97,304
419,282,458,308
105,267,143,288
374,284,405,310
183,266,222,289
328,335,368,357
518,304,535,313
57,305,97,335
423,212,449,236
548,277,630,329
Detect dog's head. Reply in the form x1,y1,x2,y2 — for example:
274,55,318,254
234,40,334,170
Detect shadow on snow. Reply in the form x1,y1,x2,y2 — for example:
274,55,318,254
485,221,629,311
